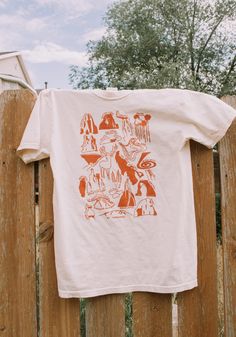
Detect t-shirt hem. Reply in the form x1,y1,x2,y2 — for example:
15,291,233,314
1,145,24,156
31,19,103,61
16,142,50,164
58,279,198,298
17,142,40,150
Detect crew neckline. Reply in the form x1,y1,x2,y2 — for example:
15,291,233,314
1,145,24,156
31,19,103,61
91,89,133,100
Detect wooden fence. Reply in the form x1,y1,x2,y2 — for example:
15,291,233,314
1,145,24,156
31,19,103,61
0,89,236,337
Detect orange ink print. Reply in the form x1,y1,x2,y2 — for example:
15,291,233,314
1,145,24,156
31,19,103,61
99,155,111,178
100,209,131,218
78,110,157,218
100,130,121,144
109,188,122,199
115,150,143,185
79,176,87,197
81,134,98,152
80,113,98,134
136,180,156,197
118,178,136,208
146,169,156,180
135,198,157,216
133,113,151,142
85,204,95,219
81,153,102,166
137,152,156,169
88,193,115,210
118,137,146,162
116,111,133,137
99,112,119,130
87,169,105,194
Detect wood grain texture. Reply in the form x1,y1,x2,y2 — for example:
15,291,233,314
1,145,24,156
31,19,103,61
38,157,81,337
177,140,218,337
219,96,236,337
133,292,172,337
86,294,126,337
0,90,37,337
2,90,236,337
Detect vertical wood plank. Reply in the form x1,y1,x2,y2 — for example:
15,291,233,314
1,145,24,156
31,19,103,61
38,158,80,337
86,294,126,337
0,90,37,337
178,140,218,337
38,158,81,337
133,292,172,337
218,96,236,337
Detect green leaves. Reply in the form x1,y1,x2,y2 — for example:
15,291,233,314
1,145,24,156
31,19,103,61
68,0,236,95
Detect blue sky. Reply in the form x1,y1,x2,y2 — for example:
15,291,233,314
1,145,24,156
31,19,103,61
0,0,116,89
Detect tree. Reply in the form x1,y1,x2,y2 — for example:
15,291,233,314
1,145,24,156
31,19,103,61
69,0,236,96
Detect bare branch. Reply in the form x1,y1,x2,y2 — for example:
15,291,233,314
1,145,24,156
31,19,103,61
189,0,197,76
196,15,224,75
218,54,236,95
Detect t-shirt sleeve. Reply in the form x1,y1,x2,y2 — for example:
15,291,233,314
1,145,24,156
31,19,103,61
179,90,236,149
16,89,52,164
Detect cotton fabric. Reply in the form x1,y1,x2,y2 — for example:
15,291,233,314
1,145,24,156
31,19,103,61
16,88,236,298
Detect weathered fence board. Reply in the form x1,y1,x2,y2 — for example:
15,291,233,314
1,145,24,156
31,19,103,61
1,90,236,337
86,294,126,337
0,91,37,337
38,130,81,336
177,140,218,337
219,96,236,337
133,292,172,337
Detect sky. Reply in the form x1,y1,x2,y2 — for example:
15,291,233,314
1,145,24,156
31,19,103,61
0,0,116,89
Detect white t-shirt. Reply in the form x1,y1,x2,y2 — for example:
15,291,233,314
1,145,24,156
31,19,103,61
16,88,236,298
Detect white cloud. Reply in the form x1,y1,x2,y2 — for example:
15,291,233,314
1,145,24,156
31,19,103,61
0,29,21,50
0,14,48,33
34,0,93,17
0,0,8,8
0,14,20,25
82,27,107,42
26,17,48,32
33,0,116,18
22,42,89,66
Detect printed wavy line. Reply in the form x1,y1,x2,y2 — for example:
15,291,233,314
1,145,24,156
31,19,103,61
137,152,156,169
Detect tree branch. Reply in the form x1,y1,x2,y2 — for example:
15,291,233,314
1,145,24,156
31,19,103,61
223,54,236,82
196,15,224,75
218,54,236,95
189,0,197,76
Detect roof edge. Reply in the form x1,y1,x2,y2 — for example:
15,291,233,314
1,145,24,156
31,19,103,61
0,51,21,60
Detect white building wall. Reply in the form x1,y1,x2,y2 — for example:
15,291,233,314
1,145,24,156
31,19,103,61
0,79,24,95
0,57,26,80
